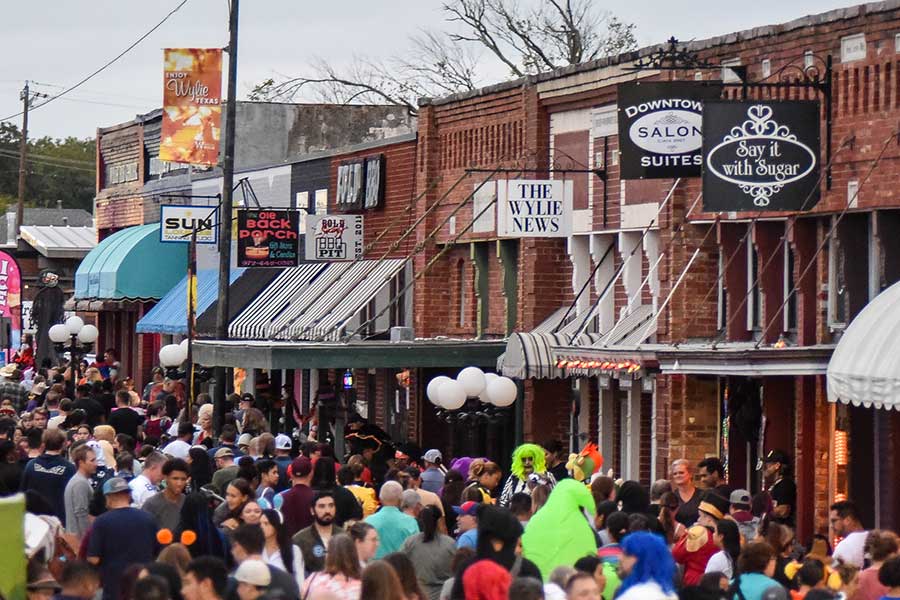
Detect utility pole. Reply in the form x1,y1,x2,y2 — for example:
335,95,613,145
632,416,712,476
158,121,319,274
214,0,239,433
16,81,30,240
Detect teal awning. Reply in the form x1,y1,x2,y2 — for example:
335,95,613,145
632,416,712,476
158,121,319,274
135,269,244,335
74,224,187,301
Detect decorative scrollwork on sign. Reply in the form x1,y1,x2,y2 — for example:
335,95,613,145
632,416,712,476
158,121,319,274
706,104,818,208
629,37,721,71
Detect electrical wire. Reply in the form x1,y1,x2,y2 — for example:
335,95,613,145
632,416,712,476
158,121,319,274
0,151,94,173
0,148,93,167
0,0,189,124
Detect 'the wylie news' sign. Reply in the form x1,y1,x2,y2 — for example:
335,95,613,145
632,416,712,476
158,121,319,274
617,81,722,179
702,101,821,212
497,179,572,238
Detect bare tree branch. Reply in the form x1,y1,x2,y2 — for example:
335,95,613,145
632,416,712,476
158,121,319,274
249,0,637,111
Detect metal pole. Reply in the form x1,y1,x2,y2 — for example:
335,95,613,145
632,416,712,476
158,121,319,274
187,230,197,424
214,0,239,434
16,81,29,239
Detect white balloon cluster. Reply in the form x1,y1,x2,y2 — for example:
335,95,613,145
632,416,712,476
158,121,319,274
159,340,189,368
426,367,518,410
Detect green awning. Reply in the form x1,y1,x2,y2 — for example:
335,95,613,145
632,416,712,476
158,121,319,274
192,339,507,370
74,224,187,301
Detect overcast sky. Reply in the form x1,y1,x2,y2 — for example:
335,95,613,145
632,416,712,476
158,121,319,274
0,0,859,140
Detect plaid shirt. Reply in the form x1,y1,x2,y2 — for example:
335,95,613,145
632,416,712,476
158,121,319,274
0,380,27,413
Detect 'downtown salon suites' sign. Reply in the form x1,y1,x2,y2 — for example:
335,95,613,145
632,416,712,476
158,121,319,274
617,81,722,179
702,101,820,212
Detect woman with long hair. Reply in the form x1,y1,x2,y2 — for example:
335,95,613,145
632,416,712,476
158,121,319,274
360,561,406,600
400,506,455,600
705,519,742,579
440,470,466,533
383,553,426,600
187,446,213,491
260,509,304,588
241,408,268,437
301,533,362,600
615,530,678,600
765,522,795,588
311,456,363,526
349,521,380,567
464,461,502,504
176,492,227,560
214,478,255,530
240,500,263,525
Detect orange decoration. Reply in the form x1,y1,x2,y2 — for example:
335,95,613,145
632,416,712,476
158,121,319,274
181,530,198,546
157,529,174,545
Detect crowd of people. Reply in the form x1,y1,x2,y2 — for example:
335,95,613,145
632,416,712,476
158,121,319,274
2,358,900,600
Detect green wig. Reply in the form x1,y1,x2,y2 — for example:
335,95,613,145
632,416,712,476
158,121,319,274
510,443,547,480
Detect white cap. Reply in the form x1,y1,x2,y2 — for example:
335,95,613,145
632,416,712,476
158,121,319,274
234,560,271,587
274,434,292,450
238,433,252,447
423,449,442,463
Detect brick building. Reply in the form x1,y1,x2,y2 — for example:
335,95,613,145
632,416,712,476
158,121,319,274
407,1,900,539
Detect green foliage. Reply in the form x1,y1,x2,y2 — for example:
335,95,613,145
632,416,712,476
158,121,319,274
0,121,95,212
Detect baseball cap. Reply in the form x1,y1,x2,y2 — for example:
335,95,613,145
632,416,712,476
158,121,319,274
423,449,442,463
238,433,252,448
102,477,131,496
291,456,312,477
453,500,479,517
275,434,292,450
730,489,751,506
234,560,271,587
214,447,235,459
27,573,61,592
240,393,254,403
763,449,789,465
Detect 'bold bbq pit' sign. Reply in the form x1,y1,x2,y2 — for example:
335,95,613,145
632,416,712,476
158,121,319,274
237,209,300,267
304,215,364,261
617,81,723,179
496,179,572,238
703,101,820,212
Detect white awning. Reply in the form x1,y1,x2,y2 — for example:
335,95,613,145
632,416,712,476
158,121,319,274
20,225,96,258
229,259,408,341
827,280,900,410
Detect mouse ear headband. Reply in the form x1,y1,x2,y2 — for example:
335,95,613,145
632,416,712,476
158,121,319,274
157,528,197,547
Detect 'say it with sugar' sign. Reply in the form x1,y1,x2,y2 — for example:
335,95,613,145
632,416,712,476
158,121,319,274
497,179,572,238
702,101,820,212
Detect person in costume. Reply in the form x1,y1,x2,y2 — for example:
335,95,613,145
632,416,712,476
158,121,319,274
566,443,603,483
498,443,555,507
521,478,597,580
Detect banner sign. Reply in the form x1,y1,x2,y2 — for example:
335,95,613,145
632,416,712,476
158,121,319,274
703,101,821,211
496,179,572,238
159,205,217,244
236,209,300,267
305,215,364,261
0,252,21,351
160,48,222,165
617,81,723,179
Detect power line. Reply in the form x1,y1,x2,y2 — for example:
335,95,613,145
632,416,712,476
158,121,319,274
0,0,189,124
0,151,94,173
0,147,92,167
0,148,93,167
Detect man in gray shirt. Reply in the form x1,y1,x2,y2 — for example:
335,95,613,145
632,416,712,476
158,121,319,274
142,458,189,531
64,442,97,540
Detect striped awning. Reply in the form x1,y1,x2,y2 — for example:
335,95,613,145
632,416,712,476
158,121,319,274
497,307,602,379
828,279,900,410
593,304,656,348
229,259,407,341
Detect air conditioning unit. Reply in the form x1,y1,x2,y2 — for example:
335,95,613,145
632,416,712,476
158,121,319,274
390,327,414,343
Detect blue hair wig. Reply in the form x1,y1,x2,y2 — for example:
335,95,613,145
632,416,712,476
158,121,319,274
615,531,676,597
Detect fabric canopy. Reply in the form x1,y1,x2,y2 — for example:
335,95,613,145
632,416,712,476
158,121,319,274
74,224,187,301
827,279,900,410
135,269,245,335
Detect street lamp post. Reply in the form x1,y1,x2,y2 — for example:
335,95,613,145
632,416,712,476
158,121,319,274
48,316,99,399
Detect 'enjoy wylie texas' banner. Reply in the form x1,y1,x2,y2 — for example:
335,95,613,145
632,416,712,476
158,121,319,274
160,49,222,165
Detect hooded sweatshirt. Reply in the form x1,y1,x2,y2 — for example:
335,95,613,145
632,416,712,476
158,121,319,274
521,479,597,579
